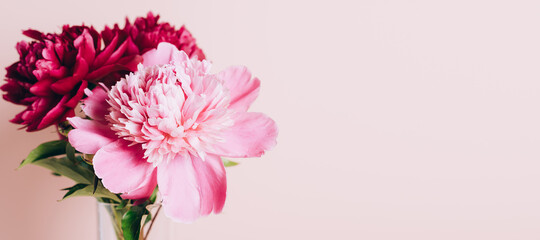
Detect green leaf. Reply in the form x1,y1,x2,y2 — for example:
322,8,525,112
66,142,76,161
222,158,239,167
19,140,67,168
62,182,121,202
149,187,158,203
116,199,129,210
93,175,99,194
32,157,95,184
62,183,88,199
122,205,147,240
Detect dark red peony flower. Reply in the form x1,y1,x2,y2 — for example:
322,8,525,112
3,13,205,132
2,26,142,131
102,12,205,60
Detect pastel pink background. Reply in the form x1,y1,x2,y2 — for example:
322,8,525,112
1,0,540,239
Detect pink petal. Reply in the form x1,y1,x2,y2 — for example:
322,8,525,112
157,153,200,223
67,117,117,154
191,154,227,215
81,86,109,122
142,42,186,67
211,112,278,158
217,66,260,112
122,169,157,200
157,153,227,223
93,140,155,194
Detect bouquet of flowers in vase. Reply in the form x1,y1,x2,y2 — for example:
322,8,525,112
3,12,277,240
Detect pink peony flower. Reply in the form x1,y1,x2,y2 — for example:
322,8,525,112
2,26,141,131
67,42,277,223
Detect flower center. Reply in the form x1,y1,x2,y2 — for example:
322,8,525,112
106,63,233,166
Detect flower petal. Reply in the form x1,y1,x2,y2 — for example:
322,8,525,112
86,55,143,83
104,37,132,66
36,95,70,130
50,57,88,95
20,97,52,131
85,65,120,82
93,33,119,68
93,140,155,194
142,42,187,67
29,78,54,97
81,86,109,122
217,66,260,112
73,29,96,67
157,153,200,223
122,169,157,200
67,117,117,154
191,154,227,215
211,112,278,158
64,81,88,108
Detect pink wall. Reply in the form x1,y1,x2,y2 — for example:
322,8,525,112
1,0,540,239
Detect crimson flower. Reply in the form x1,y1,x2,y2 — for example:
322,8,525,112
102,12,205,60
2,26,141,131
2,13,205,132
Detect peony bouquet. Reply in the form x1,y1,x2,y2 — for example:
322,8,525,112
4,12,277,240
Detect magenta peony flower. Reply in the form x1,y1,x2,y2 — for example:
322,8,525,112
102,12,205,60
67,43,277,223
2,26,141,131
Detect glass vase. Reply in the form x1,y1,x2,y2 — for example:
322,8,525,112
97,201,174,240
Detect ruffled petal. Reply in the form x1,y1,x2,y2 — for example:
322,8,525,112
211,112,277,158
81,86,109,122
142,42,187,67
67,117,117,154
217,66,260,112
93,140,155,194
